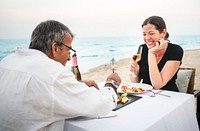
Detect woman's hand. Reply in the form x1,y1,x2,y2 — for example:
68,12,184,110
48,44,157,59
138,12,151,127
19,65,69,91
149,39,169,54
130,60,140,76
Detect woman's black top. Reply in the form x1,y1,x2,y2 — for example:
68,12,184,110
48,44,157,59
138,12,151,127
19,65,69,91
138,43,183,92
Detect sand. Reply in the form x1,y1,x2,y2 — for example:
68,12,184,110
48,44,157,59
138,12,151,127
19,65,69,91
82,49,200,90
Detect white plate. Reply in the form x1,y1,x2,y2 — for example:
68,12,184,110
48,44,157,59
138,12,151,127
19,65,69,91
117,83,153,94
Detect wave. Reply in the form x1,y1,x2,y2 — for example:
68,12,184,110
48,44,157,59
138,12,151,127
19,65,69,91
1,35,200,72
81,55,99,58
109,49,116,52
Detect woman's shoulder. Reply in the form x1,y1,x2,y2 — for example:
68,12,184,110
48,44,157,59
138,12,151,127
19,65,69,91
168,43,184,59
140,43,147,49
169,43,183,52
140,44,148,53
169,43,182,49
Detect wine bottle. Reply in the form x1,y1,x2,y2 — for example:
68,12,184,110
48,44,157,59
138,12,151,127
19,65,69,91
71,53,82,81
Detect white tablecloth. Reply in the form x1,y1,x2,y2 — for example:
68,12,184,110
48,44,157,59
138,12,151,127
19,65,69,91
64,90,199,131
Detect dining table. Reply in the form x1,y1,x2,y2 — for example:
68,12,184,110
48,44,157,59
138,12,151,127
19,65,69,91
64,83,199,131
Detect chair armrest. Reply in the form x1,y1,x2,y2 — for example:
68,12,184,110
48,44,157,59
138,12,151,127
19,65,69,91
194,90,200,98
194,89,200,127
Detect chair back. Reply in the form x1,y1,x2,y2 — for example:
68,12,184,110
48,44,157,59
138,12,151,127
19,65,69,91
176,67,196,94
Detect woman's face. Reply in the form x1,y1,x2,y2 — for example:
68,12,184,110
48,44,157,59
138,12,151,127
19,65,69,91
142,24,166,49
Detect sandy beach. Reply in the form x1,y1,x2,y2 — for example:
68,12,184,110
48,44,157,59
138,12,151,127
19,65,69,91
82,49,200,90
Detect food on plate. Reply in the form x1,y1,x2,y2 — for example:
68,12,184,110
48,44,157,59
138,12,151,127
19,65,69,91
118,93,129,104
121,85,130,92
121,96,128,104
132,87,145,93
121,85,145,93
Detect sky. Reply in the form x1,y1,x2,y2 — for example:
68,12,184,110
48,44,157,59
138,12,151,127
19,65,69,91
0,0,200,39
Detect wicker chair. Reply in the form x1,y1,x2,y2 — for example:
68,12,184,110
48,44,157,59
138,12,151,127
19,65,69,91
176,67,200,127
176,67,196,94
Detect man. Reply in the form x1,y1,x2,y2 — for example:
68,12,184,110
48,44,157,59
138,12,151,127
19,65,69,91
0,20,121,131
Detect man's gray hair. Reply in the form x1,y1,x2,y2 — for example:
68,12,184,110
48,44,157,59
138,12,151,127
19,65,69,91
29,20,74,54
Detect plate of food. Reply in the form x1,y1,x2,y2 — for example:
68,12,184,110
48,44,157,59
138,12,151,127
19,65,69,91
117,83,153,94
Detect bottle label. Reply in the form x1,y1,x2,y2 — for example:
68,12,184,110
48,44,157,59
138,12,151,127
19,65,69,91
71,53,81,81
72,54,78,67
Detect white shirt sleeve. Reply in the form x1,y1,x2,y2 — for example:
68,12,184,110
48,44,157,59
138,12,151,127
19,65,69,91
47,69,118,119
0,49,118,130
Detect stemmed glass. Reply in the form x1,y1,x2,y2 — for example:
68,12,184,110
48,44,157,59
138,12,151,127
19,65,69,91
132,46,143,62
130,46,143,77
110,58,116,73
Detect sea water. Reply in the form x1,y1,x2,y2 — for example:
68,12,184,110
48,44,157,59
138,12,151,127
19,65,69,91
0,35,200,73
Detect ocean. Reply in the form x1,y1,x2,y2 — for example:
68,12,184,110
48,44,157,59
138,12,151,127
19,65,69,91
0,35,200,73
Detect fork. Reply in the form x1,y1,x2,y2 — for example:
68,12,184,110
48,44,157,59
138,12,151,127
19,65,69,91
148,90,171,97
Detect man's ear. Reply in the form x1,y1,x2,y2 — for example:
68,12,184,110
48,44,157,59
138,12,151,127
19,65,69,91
51,43,58,57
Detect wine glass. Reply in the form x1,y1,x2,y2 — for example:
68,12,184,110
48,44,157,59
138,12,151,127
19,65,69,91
130,46,143,77
132,46,143,62
110,58,116,73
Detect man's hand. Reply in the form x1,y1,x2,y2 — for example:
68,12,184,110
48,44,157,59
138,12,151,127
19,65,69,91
81,80,99,90
106,72,121,86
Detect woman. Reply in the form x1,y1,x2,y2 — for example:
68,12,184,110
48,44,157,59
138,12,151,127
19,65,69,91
130,16,183,92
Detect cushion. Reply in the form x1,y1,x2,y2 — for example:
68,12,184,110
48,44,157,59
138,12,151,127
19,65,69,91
176,69,193,93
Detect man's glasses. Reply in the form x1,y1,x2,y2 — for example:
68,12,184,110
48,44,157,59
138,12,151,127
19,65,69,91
54,41,76,53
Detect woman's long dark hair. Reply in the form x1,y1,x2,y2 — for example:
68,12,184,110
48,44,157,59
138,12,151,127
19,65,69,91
142,16,169,39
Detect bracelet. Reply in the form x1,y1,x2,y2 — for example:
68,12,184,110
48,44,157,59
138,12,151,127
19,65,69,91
129,73,137,77
105,79,119,92
106,79,119,87
104,83,117,93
